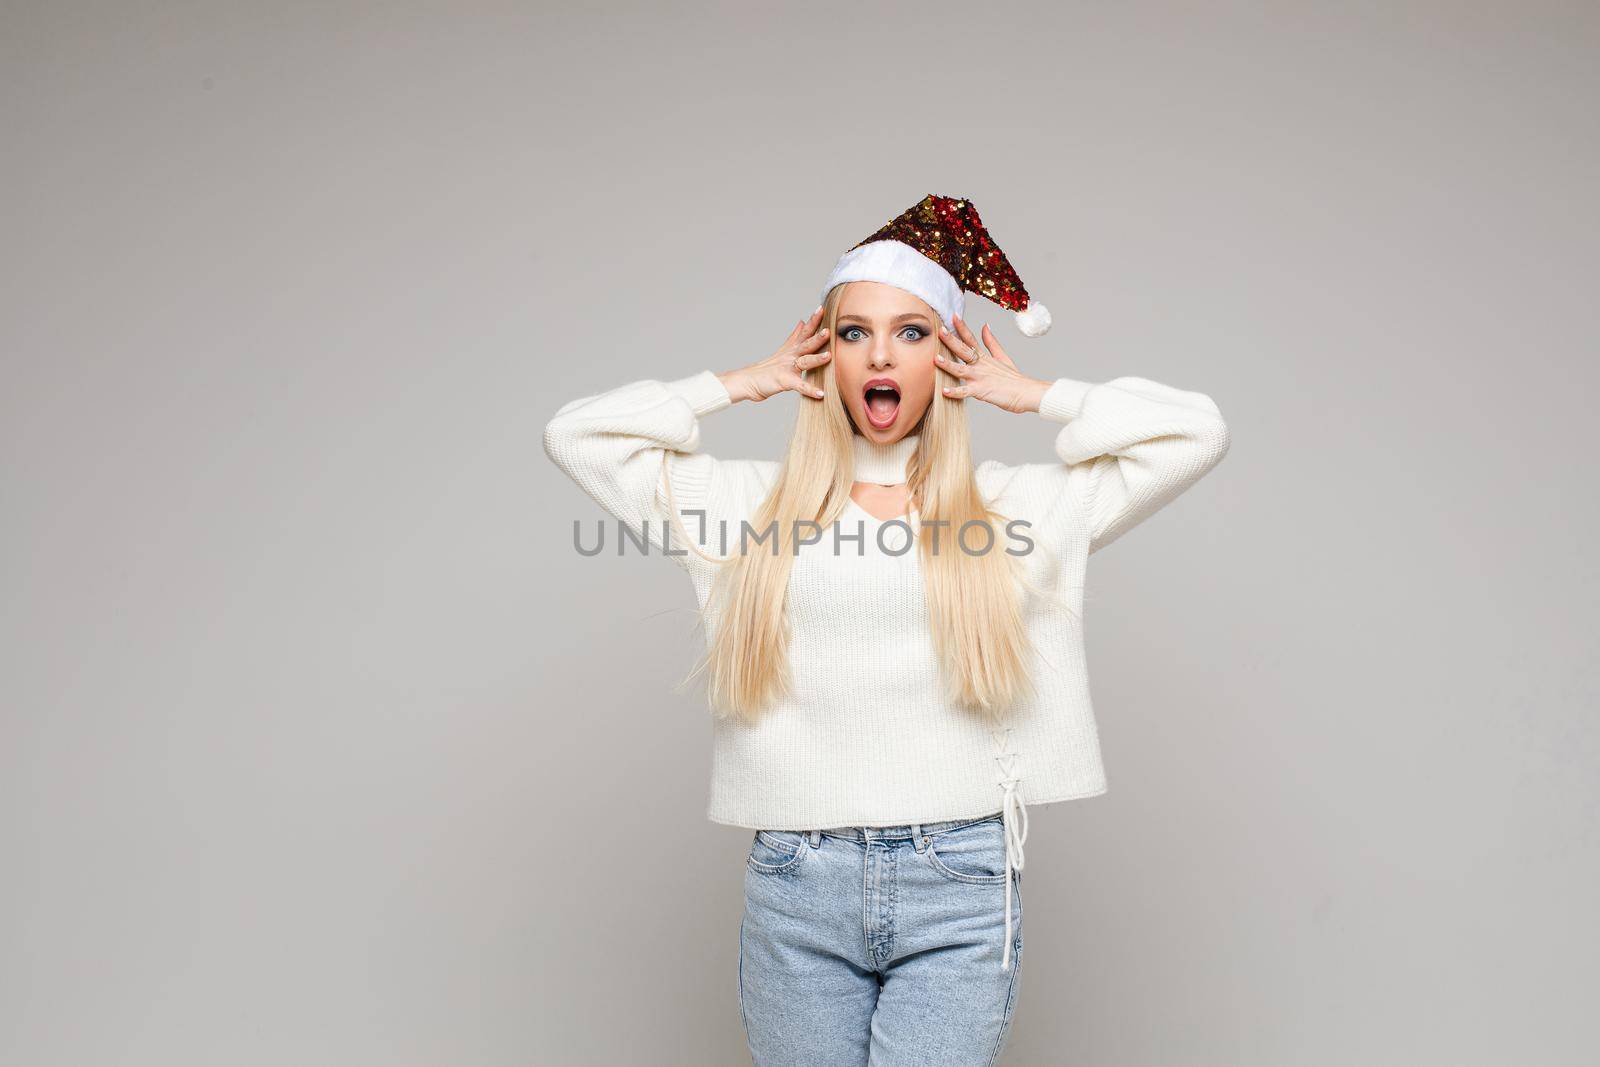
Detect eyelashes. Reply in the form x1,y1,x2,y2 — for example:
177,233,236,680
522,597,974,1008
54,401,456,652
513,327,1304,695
838,325,930,343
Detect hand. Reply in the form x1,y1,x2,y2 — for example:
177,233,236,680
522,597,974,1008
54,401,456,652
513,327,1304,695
935,314,1050,414
718,307,832,403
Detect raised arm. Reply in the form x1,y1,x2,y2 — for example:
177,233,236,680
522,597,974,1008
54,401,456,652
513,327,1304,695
1033,375,1231,553
541,309,833,566
542,370,737,564
938,314,1230,554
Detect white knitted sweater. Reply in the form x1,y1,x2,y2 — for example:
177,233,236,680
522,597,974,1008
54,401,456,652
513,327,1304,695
544,367,1229,842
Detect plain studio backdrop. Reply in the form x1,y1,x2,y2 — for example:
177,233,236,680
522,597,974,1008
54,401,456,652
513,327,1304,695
3,2,1596,1065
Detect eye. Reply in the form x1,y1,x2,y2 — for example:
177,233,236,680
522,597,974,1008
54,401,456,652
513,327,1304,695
840,325,866,342
900,325,929,342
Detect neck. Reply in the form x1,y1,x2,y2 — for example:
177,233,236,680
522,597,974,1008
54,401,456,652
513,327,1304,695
851,432,920,485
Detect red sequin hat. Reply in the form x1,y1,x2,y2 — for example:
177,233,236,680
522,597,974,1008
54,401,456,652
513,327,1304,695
820,193,1052,337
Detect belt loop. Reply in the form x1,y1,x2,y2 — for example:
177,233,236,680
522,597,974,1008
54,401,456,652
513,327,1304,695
809,829,821,848
911,823,926,853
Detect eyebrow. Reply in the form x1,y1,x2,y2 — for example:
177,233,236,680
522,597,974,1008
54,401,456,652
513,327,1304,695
836,312,933,325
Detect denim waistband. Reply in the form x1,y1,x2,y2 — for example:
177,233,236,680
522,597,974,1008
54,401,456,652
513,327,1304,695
778,806,1026,975
808,812,1002,842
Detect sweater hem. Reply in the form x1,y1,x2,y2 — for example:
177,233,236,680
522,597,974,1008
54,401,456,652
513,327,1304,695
704,781,1109,832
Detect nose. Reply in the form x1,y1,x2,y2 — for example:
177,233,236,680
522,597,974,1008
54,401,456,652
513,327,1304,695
867,336,895,369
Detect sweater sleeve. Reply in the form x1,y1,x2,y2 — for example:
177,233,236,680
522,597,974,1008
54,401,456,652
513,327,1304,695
542,369,738,567
1020,375,1232,554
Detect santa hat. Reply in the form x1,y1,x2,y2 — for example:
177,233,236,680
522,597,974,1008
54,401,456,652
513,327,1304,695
820,193,1052,337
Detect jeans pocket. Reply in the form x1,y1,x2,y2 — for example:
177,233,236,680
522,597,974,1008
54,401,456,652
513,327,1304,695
747,829,808,874
924,817,1010,884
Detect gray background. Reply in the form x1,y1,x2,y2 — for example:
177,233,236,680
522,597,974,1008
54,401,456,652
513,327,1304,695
3,2,1596,1064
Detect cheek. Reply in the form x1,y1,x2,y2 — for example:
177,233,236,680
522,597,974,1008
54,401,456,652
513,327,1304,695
894,364,937,414
834,354,868,396
902,355,937,395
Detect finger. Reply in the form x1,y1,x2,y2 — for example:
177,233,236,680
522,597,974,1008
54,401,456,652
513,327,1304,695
795,347,832,370
952,313,982,352
980,322,1017,369
795,325,831,352
790,374,826,399
941,382,969,399
938,324,979,363
933,351,972,377
949,318,983,360
789,306,824,341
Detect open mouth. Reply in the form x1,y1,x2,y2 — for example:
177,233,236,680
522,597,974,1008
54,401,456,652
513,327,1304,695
863,381,901,428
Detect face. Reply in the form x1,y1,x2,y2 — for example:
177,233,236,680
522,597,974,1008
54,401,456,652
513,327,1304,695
830,281,941,443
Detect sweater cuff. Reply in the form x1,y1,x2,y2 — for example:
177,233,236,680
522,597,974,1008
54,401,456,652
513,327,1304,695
1037,377,1095,423
665,369,734,418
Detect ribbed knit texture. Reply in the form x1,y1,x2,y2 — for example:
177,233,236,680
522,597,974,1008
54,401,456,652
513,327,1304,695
543,369,1230,831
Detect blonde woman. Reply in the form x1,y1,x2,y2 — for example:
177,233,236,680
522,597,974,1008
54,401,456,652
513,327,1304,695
543,195,1231,1066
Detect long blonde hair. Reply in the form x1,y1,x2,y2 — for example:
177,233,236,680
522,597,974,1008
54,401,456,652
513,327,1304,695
664,281,1039,723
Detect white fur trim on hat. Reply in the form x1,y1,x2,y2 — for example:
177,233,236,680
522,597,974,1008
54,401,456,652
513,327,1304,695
820,239,965,331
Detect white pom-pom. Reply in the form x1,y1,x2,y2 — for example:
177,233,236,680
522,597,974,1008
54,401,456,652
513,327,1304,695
1014,301,1052,337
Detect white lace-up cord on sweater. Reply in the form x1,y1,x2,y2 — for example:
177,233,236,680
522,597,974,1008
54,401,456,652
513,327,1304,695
993,724,1029,972
543,368,1230,975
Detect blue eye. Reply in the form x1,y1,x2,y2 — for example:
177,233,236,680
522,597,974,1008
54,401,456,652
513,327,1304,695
838,324,929,342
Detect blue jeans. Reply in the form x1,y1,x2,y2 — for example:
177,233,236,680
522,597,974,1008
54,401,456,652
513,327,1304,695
738,813,1024,1066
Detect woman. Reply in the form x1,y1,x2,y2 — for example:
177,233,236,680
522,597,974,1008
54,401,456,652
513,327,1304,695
543,194,1231,1065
